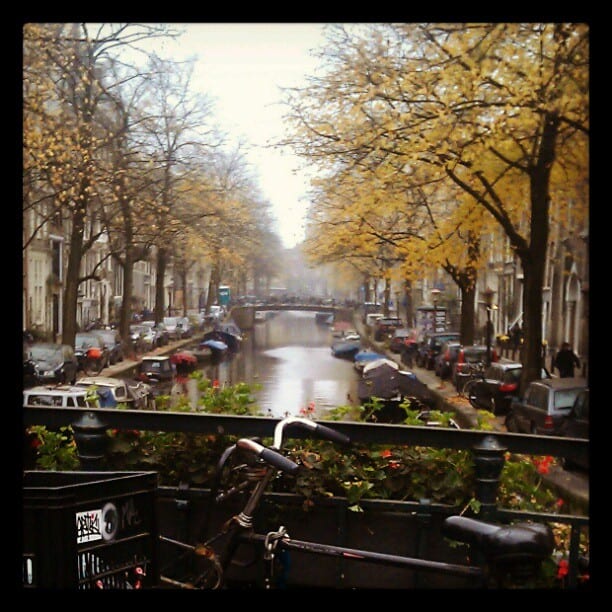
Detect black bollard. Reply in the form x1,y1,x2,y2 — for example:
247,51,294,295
72,412,109,470
471,435,507,521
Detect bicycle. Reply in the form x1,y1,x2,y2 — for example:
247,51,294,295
457,362,486,398
158,416,555,590
77,347,107,376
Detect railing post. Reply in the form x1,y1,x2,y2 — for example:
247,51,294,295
72,412,109,470
471,435,507,521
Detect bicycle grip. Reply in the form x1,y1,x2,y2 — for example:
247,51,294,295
237,438,300,475
313,423,351,446
259,447,300,475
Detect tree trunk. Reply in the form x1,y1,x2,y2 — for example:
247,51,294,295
383,278,391,317
155,247,168,323
119,252,134,344
206,263,221,312
61,211,86,347
519,111,559,393
459,283,476,346
181,267,188,316
403,279,414,328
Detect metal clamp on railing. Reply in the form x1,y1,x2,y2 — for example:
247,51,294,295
263,526,289,590
264,526,289,561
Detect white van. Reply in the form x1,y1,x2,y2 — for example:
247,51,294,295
365,313,385,328
23,385,100,409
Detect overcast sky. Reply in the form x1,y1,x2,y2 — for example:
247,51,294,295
156,23,330,248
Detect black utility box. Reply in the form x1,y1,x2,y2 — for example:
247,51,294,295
23,471,159,589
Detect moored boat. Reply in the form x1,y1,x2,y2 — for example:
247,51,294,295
331,340,361,359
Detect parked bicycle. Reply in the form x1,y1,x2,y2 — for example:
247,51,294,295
158,416,556,590
456,362,486,397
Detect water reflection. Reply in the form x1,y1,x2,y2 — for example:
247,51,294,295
196,311,360,417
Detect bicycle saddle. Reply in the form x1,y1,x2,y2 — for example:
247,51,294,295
442,515,554,561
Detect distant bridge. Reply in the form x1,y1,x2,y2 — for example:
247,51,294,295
230,303,353,330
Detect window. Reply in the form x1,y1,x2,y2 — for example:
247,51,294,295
503,369,522,383
553,389,583,411
573,391,589,420
526,386,548,410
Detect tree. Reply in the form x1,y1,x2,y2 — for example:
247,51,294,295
283,23,588,388
23,23,178,346
134,52,221,323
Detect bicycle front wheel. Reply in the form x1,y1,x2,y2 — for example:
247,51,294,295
463,379,479,403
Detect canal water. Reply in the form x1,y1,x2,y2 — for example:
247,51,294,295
192,310,361,418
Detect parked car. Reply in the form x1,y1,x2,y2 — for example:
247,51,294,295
416,332,461,370
141,320,170,346
505,377,588,436
361,301,382,323
177,316,194,339
23,384,99,409
365,312,385,328
557,388,589,471
23,345,37,388
75,376,156,410
74,331,111,374
434,341,462,380
130,324,156,352
91,328,125,365
206,305,225,324
452,344,498,391
373,317,404,341
25,342,79,386
466,362,551,415
389,328,417,353
136,355,176,383
162,316,183,340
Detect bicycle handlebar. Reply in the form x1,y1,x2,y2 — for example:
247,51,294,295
236,438,300,475
272,416,351,450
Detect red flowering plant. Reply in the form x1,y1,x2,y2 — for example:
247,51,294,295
274,402,476,511
496,453,590,587
24,425,79,471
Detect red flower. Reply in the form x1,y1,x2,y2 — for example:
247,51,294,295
556,498,564,509
212,379,220,389
381,449,392,458
30,437,42,449
557,559,569,579
389,460,401,470
534,455,553,474
299,402,316,416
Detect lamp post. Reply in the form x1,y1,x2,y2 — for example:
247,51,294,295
482,288,495,366
430,288,441,333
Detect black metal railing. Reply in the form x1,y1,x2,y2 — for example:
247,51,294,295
23,406,589,588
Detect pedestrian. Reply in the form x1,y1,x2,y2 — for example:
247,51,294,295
552,342,581,378
401,339,418,368
510,322,522,350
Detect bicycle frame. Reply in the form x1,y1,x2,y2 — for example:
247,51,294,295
159,417,554,590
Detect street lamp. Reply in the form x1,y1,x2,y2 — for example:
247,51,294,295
430,288,441,333
482,288,496,366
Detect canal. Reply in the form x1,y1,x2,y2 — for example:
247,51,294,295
190,310,361,418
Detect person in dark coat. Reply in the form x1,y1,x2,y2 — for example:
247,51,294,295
553,342,581,378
